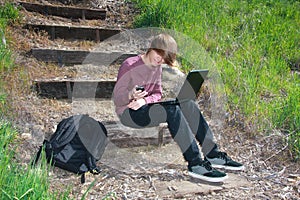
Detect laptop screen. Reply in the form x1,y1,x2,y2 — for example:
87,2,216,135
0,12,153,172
176,69,209,101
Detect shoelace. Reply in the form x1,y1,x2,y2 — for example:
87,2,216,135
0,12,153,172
201,160,213,171
217,152,232,162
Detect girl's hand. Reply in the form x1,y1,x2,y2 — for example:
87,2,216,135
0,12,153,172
128,98,146,110
129,85,148,100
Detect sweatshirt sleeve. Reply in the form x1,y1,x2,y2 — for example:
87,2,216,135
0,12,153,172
144,72,162,103
113,61,132,107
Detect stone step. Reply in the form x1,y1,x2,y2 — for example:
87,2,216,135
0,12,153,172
18,1,106,20
30,48,137,65
104,121,172,148
24,23,121,42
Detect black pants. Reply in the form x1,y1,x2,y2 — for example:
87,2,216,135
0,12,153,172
119,100,219,167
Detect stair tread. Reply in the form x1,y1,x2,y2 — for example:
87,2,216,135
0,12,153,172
19,1,106,20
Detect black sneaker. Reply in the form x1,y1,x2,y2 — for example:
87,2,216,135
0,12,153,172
205,152,245,171
188,160,228,182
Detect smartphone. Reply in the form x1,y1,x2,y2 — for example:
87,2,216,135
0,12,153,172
136,85,145,92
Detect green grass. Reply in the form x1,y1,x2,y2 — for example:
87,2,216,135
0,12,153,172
132,0,300,159
0,1,20,69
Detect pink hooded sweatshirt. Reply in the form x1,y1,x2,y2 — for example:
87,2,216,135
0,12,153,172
113,55,162,116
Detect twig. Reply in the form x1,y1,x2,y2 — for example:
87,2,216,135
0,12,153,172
148,175,156,191
264,143,289,162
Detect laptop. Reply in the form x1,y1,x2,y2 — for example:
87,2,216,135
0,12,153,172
148,69,209,106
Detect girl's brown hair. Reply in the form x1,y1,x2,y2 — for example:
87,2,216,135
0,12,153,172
146,34,178,66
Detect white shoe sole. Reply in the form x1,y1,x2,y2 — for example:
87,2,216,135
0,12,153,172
188,172,228,183
211,164,245,171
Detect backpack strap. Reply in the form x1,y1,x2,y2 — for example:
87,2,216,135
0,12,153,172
87,153,102,174
31,140,49,167
81,173,86,184
80,169,101,184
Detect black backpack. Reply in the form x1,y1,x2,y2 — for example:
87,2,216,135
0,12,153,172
32,114,108,183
